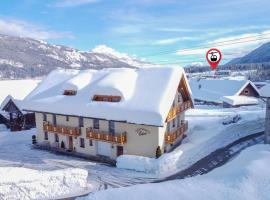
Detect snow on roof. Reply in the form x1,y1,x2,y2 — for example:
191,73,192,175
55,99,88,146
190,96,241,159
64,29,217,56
259,84,270,97
189,79,259,103
0,95,25,112
221,96,258,106
24,67,191,126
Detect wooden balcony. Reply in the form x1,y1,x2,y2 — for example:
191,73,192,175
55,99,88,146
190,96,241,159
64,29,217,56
165,121,188,144
86,128,127,144
166,100,192,122
43,122,81,137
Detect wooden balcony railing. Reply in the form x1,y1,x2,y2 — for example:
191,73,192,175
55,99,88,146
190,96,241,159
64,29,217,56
166,100,192,122
43,122,81,137
165,121,188,144
86,128,127,144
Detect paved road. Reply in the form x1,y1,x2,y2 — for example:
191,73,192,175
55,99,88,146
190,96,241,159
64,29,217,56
155,131,264,182
59,131,264,200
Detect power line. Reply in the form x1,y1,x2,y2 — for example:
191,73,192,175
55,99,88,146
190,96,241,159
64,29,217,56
146,36,270,65
140,32,270,58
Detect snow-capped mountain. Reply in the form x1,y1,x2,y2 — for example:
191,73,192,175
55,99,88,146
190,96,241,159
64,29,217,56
227,42,270,65
0,34,147,79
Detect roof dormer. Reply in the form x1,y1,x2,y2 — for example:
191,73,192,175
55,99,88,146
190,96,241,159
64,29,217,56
92,95,121,102
63,90,77,96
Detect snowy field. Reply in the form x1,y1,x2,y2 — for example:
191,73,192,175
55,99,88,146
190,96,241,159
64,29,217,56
82,144,270,200
0,79,40,102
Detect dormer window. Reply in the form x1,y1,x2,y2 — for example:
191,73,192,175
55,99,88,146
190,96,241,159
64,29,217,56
63,90,77,96
92,95,121,102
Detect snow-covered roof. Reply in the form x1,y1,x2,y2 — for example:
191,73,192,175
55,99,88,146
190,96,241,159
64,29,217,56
24,67,192,126
189,79,259,103
221,96,258,106
0,95,25,112
259,84,270,97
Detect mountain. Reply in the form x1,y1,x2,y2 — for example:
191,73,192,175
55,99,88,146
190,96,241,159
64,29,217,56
0,34,148,79
227,42,270,65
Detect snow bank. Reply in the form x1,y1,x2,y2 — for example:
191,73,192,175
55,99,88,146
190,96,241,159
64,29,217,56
0,167,89,200
79,145,270,200
117,107,265,174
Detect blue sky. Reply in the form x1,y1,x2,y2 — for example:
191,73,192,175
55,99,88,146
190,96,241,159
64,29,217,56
0,0,270,66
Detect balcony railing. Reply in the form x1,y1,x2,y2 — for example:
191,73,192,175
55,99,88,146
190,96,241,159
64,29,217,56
86,128,127,144
43,122,81,137
166,100,192,122
165,121,188,144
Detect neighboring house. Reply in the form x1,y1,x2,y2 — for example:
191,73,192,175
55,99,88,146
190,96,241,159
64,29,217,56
23,67,193,160
0,95,35,131
259,84,270,144
189,79,260,107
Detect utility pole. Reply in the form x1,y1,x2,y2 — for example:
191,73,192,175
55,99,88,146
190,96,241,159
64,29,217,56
265,97,270,144
259,84,270,144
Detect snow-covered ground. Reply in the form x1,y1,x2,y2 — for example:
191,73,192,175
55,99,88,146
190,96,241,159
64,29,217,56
117,105,265,175
0,128,155,199
0,167,88,200
81,144,270,200
0,79,40,102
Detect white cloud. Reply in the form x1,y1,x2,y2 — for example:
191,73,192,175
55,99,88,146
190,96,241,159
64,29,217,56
153,36,200,45
111,25,143,34
0,18,73,40
50,0,99,7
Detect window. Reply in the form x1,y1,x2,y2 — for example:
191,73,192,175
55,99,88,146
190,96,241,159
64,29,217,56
43,113,47,121
53,114,57,126
244,90,249,95
89,139,93,146
92,95,121,102
167,122,171,132
172,118,175,128
177,115,180,127
109,121,115,135
44,132,48,140
80,138,85,148
54,133,59,142
93,119,99,129
66,116,69,121
178,93,183,103
79,117,84,127
63,90,77,96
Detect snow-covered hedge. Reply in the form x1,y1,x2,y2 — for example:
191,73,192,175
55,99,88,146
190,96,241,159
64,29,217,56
0,167,89,200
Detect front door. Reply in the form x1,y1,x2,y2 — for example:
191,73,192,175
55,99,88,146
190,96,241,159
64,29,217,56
68,136,73,151
117,146,124,157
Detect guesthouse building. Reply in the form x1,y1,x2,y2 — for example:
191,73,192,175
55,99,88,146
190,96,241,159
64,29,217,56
23,67,193,160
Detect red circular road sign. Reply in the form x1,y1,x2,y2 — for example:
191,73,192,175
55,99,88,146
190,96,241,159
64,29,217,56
206,48,222,70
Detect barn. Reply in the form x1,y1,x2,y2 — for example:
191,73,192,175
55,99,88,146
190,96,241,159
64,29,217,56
0,95,35,131
189,79,260,107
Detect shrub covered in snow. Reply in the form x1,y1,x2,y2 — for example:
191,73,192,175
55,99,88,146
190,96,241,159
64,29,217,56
0,167,89,200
